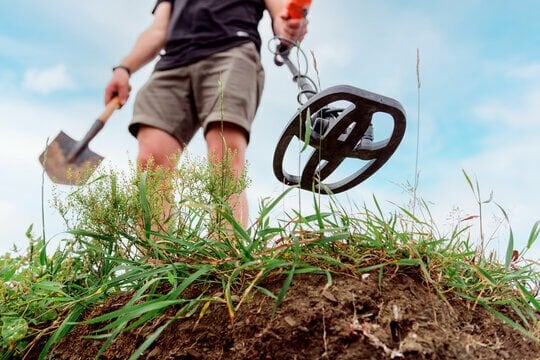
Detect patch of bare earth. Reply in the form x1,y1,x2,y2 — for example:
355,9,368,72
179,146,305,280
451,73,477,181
46,268,539,359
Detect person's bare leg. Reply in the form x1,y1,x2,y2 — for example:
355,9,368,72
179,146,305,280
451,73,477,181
137,125,182,170
136,125,182,235
205,123,249,227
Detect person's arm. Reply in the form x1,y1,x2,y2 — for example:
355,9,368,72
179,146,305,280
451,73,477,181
264,0,308,43
105,1,172,105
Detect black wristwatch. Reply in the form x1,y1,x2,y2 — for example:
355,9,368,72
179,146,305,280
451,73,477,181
112,65,132,77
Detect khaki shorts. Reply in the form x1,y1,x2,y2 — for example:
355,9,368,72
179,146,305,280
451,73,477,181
130,42,265,146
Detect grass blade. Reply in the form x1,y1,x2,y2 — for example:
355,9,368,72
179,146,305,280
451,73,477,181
139,171,152,239
255,286,277,300
495,203,514,270
128,318,174,360
273,265,295,317
516,282,540,312
301,107,312,152
527,220,540,250
85,300,182,325
258,187,296,221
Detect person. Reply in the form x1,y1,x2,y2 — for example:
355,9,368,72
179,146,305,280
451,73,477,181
104,0,308,227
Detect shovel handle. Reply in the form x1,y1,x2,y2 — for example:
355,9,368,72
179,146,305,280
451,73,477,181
66,97,120,162
98,96,121,124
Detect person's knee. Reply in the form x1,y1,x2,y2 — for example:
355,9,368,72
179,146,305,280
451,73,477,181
205,122,248,166
137,148,160,169
137,126,181,169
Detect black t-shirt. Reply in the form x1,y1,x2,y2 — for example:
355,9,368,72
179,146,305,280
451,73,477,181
154,0,266,70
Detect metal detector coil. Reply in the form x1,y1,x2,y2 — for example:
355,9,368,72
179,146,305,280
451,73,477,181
272,47,406,194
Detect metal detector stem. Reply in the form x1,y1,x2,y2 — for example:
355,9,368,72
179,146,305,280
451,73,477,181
275,48,317,102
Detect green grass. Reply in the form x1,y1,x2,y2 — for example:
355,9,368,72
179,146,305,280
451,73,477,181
1,159,539,359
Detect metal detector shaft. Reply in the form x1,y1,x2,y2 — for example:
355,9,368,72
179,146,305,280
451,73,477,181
276,48,317,101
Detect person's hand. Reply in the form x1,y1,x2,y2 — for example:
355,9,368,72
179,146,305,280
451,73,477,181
105,68,131,107
274,9,308,44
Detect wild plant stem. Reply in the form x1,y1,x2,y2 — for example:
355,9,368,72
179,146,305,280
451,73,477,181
413,48,421,216
40,139,48,266
219,76,225,230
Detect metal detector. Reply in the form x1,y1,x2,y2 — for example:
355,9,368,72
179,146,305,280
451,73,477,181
272,39,407,194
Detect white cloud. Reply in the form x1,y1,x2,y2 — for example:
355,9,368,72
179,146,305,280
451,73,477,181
23,64,74,94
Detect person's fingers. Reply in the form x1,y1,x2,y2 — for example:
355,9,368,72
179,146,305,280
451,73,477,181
118,84,130,106
105,79,130,107
285,19,304,30
280,17,308,41
283,28,307,42
104,83,115,105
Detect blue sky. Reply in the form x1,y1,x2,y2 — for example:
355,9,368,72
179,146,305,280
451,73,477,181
1,1,539,262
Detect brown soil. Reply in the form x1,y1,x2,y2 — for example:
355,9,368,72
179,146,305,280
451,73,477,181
44,268,539,360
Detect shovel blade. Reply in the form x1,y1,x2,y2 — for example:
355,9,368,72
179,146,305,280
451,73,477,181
39,131,104,185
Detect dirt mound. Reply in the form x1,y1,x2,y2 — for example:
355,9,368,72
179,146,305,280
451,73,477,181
48,268,539,359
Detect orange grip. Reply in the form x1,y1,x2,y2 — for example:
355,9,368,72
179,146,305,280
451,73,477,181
286,0,312,19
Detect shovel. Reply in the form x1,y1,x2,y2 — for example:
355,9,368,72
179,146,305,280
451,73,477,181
38,96,120,185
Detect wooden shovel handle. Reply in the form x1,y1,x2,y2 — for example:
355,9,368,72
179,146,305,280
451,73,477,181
98,96,121,124
66,97,120,162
